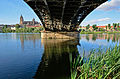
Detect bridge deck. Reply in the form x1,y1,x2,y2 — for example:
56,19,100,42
24,0,107,32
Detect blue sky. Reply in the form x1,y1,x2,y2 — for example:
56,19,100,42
0,0,40,25
0,0,120,26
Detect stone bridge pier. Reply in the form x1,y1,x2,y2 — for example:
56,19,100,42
41,31,80,39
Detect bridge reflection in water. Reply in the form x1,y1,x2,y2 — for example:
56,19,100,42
34,39,80,79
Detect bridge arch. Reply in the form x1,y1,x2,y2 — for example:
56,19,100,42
24,0,108,32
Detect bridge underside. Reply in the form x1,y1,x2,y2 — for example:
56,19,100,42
24,0,107,32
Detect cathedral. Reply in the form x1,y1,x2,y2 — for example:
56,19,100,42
20,15,40,26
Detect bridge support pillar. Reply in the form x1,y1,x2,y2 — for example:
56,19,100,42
41,31,80,39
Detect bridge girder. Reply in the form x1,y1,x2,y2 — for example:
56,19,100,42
24,0,107,32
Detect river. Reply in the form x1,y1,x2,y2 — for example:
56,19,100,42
0,33,119,79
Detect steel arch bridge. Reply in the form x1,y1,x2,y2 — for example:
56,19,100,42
24,0,107,32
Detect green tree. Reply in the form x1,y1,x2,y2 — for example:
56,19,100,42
15,24,20,29
108,24,111,29
6,28,12,33
117,23,119,28
113,23,117,29
2,25,7,33
86,24,90,29
116,23,119,30
100,28,105,31
106,26,107,31
4,25,7,28
92,24,98,30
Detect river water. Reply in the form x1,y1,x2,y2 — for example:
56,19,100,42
0,33,119,79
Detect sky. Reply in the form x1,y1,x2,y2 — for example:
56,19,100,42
0,0,40,25
0,0,120,26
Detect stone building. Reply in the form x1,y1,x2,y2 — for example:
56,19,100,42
20,15,40,26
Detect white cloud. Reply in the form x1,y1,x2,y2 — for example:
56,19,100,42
81,18,111,26
97,0,120,11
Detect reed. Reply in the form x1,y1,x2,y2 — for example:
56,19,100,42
71,45,120,79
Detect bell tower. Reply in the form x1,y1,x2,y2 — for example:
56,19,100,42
20,15,24,25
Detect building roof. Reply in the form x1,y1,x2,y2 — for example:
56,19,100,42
23,21,39,25
89,26,116,28
81,26,120,29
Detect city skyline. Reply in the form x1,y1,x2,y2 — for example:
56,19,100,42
0,0,120,26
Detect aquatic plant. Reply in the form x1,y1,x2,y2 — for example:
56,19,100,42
71,45,120,79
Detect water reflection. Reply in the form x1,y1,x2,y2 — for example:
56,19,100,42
0,33,43,79
13,33,120,78
34,39,80,79
17,34,80,79
81,34,120,42
79,34,120,56
19,33,41,50
0,33,120,79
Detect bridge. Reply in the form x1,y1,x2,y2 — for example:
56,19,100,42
24,0,107,32
24,0,107,39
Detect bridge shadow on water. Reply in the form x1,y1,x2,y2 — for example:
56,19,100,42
33,39,80,79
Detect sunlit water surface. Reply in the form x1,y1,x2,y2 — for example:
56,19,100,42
0,33,119,79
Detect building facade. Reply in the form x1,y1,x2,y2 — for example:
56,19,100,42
20,15,40,26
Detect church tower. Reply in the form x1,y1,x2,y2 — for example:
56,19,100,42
20,15,24,25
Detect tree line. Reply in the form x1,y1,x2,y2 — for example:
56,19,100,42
84,23,120,31
1,24,44,33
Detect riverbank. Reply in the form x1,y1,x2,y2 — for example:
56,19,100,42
71,45,120,79
0,27,43,33
1,30,120,34
80,31,120,34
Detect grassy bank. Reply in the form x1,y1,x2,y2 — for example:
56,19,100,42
71,45,120,79
80,31,120,34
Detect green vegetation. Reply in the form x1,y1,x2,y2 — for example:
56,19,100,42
108,24,111,29
1,25,44,33
15,24,20,29
86,24,90,29
80,23,120,34
113,23,117,30
117,23,119,28
71,45,120,79
92,24,98,30
106,26,107,30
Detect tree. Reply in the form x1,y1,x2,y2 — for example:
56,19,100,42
2,25,7,33
92,24,98,30
117,23,119,28
6,28,12,33
106,26,107,31
113,23,117,29
86,24,90,29
15,24,20,29
4,25,7,28
116,23,120,31
100,28,105,31
108,24,111,29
